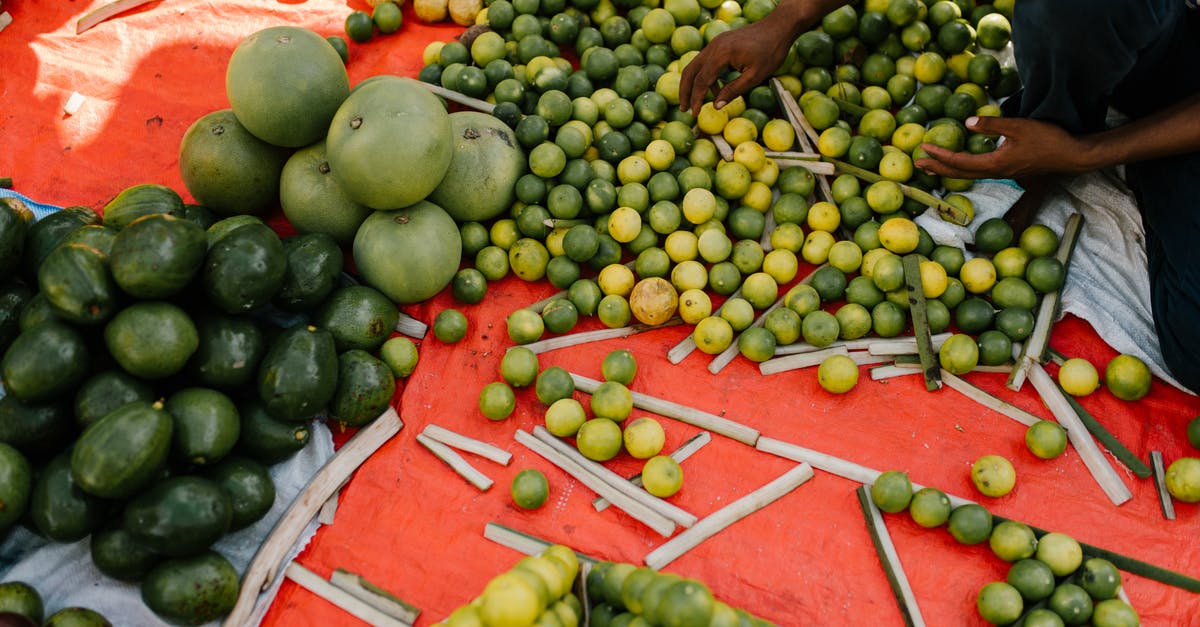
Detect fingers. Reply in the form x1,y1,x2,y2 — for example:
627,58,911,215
713,71,762,110
964,115,1015,136
914,144,993,179
679,54,723,116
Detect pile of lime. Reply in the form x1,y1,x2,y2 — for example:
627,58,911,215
442,544,584,625
870,471,1141,626
417,0,1083,390
586,560,774,626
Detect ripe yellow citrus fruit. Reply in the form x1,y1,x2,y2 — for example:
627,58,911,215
1025,420,1068,460
817,354,860,394
480,572,543,627
960,257,998,294
1036,532,1083,577
693,316,733,355
623,417,666,459
1058,357,1100,396
590,380,633,422
642,455,684,497
971,454,1016,497
878,217,919,253
677,288,712,324
629,277,679,325
1165,457,1200,503
576,418,624,461
545,398,587,437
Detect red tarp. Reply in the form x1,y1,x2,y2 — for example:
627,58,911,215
2,1,1198,625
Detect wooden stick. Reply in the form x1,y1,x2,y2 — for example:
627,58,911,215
76,0,155,34
870,364,924,381
416,433,493,491
483,522,599,565
329,569,420,625
517,319,682,355
771,78,820,148
1026,362,1132,506
893,358,1017,374
284,563,411,627
856,486,926,627
531,426,698,528
224,408,403,627
1150,451,1176,521
774,337,878,357
759,345,850,375
1008,213,1083,391
712,134,734,161
764,150,823,160
594,432,712,511
1062,392,1151,479
419,82,496,113
939,371,1043,427
760,211,777,252
644,463,814,570
668,287,742,364
867,333,952,356
770,158,837,176
394,312,427,339
902,254,940,391
825,158,970,225
570,373,760,445
317,489,340,526
422,423,512,466
514,429,677,537
848,351,894,367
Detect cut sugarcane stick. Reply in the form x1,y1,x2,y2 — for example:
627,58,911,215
1063,392,1151,478
1008,212,1083,391
522,290,568,314
63,92,86,116
570,373,760,445
848,351,894,366
870,364,924,381
1026,362,1132,506
668,287,743,363
483,522,600,565
770,158,837,176
764,150,823,160
531,426,697,528
644,464,814,570
771,78,820,147
760,211,777,251
0,12,10,34
824,158,970,225
284,563,411,627
939,371,1043,427
419,82,496,113
516,319,682,355
422,424,512,466
329,569,420,625
759,345,850,375
1150,451,1176,521
867,333,952,356
712,134,734,160
893,358,1016,374
225,408,403,627
856,486,926,627
394,312,428,339
514,429,677,537
774,337,878,357
593,431,712,511
76,0,155,34
902,254,940,391
317,489,340,526
416,433,493,491
710,264,823,374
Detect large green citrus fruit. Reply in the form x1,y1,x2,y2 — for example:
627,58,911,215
428,112,528,222
179,109,290,217
279,140,372,245
352,201,462,304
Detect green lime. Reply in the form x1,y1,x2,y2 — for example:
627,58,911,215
975,217,1014,254
955,297,996,335
568,279,603,316
977,329,1013,366
811,265,849,302
872,300,907,338
452,268,488,305
576,418,623,461
479,381,516,421
1188,416,1200,451
992,277,1038,310
1080,557,1122,601
926,299,951,333
1026,420,1068,459
738,327,777,363
380,336,419,379
536,366,575,406
434,309,468,343
995,307,1035,342
1048,583,1093,626
372,1,403,34
1105,354,1152,401
1007,558,1056,602
542,298,580,334
1023,609,1067,627
511,468,549,510
870,470,913,513
802,310,841,348
1026,256,1066,293
977,581,1024,625
947,503,993,545
1091,599,1140,627
908,487,952,528
326,36,349,63
344,10,374,43
545,398,586,437
939,332,979,375
1036,532,1083,576
845,276,885,309
507,308,545,344
590,380,632,422
989,520,1036,562
501,346,540,388
1020,223,1060,257
764,308,802,345
836,303,874,340
547,256,582,290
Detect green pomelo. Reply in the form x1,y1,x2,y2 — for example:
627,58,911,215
225,26,349,148
352,201,462,304
428,111,528,222
279,140,372,246
178,109,290,217
326,76,453,210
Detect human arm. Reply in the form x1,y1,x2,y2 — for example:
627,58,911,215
677,0,852,116
914,94,1200,180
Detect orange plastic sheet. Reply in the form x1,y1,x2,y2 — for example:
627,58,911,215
3,2,1200,625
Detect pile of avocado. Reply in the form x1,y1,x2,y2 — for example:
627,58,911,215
0,185,400,625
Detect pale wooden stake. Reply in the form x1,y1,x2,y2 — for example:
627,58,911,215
759,345,850,375
516,319,682,355
514,429,677,537
416,433,494,491
848,351,894,367
284,563,411,627
870,364,924,381
712,134,734,160
76,0,155,34
420,82,496,113
644,464,814,570
482,522,600,565
709,264,824,374
329,569,421,625
570,373,760,445
594,432,712,511
857,486,927,627
224,408,403,627
668,287,743,364
1026,362,1132,506
867,333,951,356
1150,451,1176,521
770,158,837,176
939,371,1043,427
394,312,428,339
774,337,877,357
422,424,512,466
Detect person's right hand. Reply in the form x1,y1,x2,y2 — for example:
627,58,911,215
677,21,797,117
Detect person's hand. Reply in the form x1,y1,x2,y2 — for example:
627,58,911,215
678,22,796,117
915,116,1094,180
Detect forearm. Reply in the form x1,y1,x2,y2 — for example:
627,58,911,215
1076,94,1200,171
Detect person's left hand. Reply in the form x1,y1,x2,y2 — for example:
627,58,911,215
915,115,1092,180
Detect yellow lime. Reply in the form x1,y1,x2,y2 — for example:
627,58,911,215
694,316,733,355
972,454,1016,497
1058,358,1100,396
598,263,636,297
818,354,859,394
807,201,841,233
501,346,540,387
1036,532,1083,576
1104,354,1152,401
989,520,1037,562
545,398,587,437
908,487,952,528
878,216,919,253
871,470,913,513
919,260,948,299
1025,420,1068,460
590,380,633,422
642,455,684,497
480,572,543,627
828,240,864,274
576,418,624,461
664,230,699,263
960,257,998,294
977,581,1024,625
1166,457,1200,503
801,230,837,265
608,206,642,243
762,249,799,284
670,260,708,292
623,417,666,459
479,382,516,421
762,119,795,152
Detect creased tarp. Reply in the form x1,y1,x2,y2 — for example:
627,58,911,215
2,2,1199,626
